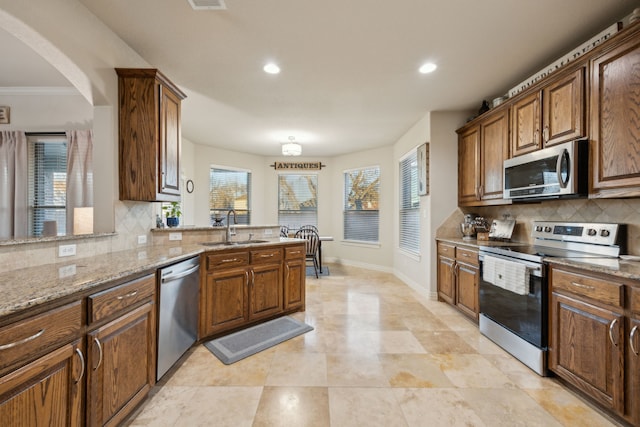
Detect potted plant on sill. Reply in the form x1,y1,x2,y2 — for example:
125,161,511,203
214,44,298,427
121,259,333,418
163,201,182,228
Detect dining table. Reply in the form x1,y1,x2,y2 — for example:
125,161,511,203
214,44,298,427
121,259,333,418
318,236,333,273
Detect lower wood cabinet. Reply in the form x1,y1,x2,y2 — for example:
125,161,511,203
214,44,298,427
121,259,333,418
200,244,305,339
86,302,156,427
0,339,84,426
548,264,638,424
436,241,479,322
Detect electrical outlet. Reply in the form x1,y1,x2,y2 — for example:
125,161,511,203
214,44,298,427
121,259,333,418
169,232,182,241
58,264,76,278
137,251,147,260
138,235,147,245
58,244,77,257
264,229,273,236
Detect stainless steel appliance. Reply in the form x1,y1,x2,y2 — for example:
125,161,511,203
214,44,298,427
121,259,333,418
479,221,625,376
503,139,588,201
157,256,200,381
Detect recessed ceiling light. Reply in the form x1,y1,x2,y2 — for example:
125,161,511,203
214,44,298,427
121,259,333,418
419,62,437,74
263,63,281,74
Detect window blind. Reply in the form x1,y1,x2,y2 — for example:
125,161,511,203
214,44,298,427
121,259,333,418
28,136,67,236
278,174,317,231
400,150,420,254
343,166,380,242
209,167,251,225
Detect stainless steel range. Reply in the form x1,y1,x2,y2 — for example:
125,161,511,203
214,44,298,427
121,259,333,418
478,221,625,376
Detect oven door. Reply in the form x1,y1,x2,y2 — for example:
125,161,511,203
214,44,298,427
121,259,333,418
479,253,547,349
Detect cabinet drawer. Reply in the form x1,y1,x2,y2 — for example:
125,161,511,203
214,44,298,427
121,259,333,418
206,251,249,270
551,268,623,307
251,248,283,264
0,301,82,371
455,247,478,265
88,273,155,324
285,245,305,259
437,243,455,257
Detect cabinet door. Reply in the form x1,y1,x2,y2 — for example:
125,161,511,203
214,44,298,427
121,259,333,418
437,255,456,305
0,340,84,427
159,85,181,197
249,263,283,321
590,36,640,197
458,125,480,205
543,68,584,146
629,315,640,425
284,258,305,311
200,268,249,337
87,303,156,427
480,109,509,201
549,292,624,415
455,261,479,321
511,91,541,157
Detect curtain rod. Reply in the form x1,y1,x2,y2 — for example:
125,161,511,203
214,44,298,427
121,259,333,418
25,132,66,136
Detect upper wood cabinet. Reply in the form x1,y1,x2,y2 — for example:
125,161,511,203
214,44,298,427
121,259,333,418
116,68,186,202
511,67,585,157
590,32,640,198
457,108,510,206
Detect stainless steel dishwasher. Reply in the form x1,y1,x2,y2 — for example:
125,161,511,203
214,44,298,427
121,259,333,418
157,256,200,381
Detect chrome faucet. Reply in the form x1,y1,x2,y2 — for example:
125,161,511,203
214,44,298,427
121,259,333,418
226,209,237,242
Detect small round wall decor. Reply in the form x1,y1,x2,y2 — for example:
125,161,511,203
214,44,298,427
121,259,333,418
186,179,194,193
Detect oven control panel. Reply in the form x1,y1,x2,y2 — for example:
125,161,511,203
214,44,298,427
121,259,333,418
531,221,622,246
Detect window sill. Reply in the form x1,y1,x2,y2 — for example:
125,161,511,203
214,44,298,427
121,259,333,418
398,248,421,262
341,240,381,249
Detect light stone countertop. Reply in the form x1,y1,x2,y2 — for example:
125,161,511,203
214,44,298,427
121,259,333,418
0,238,305,320
436,237,640,282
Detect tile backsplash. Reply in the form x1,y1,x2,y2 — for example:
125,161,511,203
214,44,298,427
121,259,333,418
439,198,640,254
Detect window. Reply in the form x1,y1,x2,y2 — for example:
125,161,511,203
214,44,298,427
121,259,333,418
278,174,317,231
343,166,380,242
28,135,67,236
209,167,251,224
400,150,420,254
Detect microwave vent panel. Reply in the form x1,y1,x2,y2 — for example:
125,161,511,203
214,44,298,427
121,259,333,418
188,0,227,10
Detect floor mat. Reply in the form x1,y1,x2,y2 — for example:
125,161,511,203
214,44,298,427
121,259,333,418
204,316,314,364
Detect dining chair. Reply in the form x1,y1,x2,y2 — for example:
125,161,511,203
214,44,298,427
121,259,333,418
294,227,320,278
280,225,289,238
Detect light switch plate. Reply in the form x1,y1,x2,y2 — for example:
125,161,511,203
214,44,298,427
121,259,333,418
169,232,182,241
138,235,147,244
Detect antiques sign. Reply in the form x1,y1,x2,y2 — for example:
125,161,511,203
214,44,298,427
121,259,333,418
508,22,621,97
271,161,325,171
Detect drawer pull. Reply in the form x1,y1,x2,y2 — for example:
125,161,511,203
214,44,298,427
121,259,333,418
74,348,85,383
0,328,45,350
260,253,274,258
630,325,639,356
220,258,240,264
289,250,301,255
462,253,470,257
609,319,619,347
117,290,138,300
570,281,595,291
93,337,103,371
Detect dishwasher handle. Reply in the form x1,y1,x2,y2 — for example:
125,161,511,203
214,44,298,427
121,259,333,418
161,264,200,283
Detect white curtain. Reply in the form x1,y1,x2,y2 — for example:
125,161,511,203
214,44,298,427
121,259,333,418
0,131,28,239
66,130,94,234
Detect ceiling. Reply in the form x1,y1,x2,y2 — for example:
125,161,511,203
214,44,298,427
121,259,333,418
0,0,635,156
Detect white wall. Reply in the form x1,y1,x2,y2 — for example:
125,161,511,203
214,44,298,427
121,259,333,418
0,91,92,130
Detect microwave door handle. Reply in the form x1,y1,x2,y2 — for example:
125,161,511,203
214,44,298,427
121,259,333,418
556,149,569,189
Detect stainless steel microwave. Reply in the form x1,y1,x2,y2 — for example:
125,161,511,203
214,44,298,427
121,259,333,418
503,139,588,201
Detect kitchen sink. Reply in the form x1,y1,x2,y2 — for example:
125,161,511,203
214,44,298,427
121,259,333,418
201,240,269,246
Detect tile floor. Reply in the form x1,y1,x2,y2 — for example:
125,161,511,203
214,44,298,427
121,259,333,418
126,264,620,427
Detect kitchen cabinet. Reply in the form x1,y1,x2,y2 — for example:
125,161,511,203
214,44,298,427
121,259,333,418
589,30,640,198
284,245,306,311
436,242,479,322
457,108,510,206
548,265,640,423
116,68,186,202
200,245,293,338
86,274,156,427
511,68,585,157
0,302,84,426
